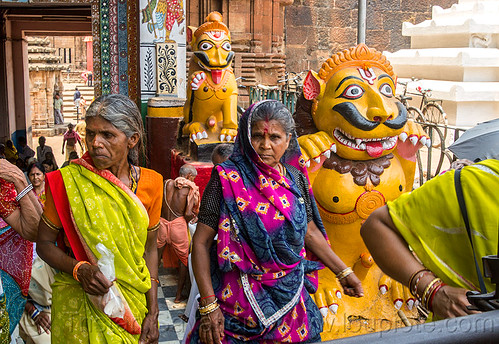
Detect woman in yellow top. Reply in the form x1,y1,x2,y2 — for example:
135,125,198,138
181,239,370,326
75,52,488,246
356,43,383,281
37,94,163,344
4,140,18,164
361,159,499,319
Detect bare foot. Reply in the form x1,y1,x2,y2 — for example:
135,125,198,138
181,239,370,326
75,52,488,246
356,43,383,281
174,296,187,303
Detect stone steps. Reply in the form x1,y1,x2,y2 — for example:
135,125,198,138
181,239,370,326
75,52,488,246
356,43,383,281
61,84,95,121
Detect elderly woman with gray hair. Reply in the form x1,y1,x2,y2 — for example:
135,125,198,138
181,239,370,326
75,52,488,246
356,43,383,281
186,100,363,344
36,94,163,344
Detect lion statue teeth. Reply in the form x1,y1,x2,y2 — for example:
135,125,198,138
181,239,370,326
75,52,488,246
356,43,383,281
183,11,238,143
295,44,429,339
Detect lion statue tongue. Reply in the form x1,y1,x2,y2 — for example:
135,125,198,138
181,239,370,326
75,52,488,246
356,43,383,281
211,69,223,84
366,141,384,158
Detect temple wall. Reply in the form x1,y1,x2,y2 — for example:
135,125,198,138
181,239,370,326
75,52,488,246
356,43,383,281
284,0,457,72
50,36,87,71
185,0,290,90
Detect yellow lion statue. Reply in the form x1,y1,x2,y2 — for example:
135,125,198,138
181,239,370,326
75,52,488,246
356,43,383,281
183,11,238,143
295,44,430,339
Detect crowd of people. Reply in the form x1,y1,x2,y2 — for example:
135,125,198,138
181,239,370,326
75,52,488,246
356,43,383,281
0,94,497,344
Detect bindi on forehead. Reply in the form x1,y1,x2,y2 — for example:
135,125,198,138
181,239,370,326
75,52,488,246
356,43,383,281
263,121,270,133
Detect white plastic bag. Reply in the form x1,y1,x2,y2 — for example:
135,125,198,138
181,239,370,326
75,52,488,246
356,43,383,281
90,244,125,319
85,243,142,334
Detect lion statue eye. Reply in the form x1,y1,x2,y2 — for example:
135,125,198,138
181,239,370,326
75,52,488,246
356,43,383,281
340,85,364,99
222,41,231,51
199,42,213,51
379,83,393,98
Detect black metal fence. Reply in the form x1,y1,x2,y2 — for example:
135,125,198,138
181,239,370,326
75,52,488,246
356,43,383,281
248,86,300,116
413,122,467,187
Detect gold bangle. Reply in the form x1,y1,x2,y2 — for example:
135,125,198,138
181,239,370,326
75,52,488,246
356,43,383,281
199,303,220,316
147,222,160,232
150,277,160,284
73,261,91,282
199,299,219,315
424,280,443,310
41,213,63,232
199,299,218,310
421,278,441,306
336,267,353,281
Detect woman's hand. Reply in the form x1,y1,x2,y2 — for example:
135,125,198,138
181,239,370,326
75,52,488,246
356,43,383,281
0,159,26,185
199,308,224,344
34,311,51,334
339,273,364,298
139,312,159,344
76,263,112,296
432,285,480,318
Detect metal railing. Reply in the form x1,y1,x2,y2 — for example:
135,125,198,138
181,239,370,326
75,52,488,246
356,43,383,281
413,122,467,188
248,86,300,115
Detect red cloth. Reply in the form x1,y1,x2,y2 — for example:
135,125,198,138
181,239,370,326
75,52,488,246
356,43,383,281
158,217,188,267
0,178,32,296
45,170,89,262
173,177,200,216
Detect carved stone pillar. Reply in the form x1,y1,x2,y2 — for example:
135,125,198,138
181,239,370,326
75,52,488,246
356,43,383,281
140,0,187,178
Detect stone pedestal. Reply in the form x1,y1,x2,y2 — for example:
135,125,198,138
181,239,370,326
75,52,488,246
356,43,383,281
170,150,213,196
386,0,499,127
146,97,185,179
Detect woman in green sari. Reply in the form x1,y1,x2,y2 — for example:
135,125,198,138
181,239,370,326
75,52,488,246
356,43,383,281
37,94,163,343
361,159,499,319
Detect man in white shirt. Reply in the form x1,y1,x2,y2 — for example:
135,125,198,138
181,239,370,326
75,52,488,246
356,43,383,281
36,136,53,162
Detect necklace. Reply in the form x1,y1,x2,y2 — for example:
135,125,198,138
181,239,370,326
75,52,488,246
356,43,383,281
276,163,286,176
128,164,138,194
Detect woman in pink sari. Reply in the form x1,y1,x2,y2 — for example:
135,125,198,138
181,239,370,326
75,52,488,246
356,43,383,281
188,101,363,343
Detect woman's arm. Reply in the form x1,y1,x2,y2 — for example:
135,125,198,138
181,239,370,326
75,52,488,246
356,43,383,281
361,205,478,318
61,137,66,154
36,220,112,295
360,206,422,285
139,229,160,344
0,159,42,241
192,223,224,344
305,220,364,297
182,187,196,223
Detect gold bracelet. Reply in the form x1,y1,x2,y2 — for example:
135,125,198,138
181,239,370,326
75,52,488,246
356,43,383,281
421,278,441,306
199,299,218,310
336,267,353,281
200,303,220,316
199,299,219,315
150,277,160,284
41,213,63,232
147,222,160,232
73,261,91,282
424,279,443,310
